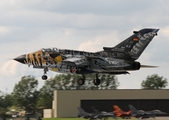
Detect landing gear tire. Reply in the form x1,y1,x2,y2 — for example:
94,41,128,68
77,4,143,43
77,78,85,85
93,79,100,85
42,75,48,80
42,67,48,80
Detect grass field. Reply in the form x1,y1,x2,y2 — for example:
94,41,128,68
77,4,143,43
43,118,85,120
7,116,169,120
5,117,169,120
42,117,138,120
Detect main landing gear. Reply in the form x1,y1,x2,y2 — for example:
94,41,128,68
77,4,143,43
93,74,100,85
77,74,101,86
77,75,85,85
42,67,48,80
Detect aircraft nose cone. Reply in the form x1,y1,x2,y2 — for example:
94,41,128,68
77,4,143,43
14,54,26,64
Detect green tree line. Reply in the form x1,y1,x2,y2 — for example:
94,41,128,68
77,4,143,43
0,74,119,115
0,74,167,116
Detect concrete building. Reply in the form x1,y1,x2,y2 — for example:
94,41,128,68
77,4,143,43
47,89,169,118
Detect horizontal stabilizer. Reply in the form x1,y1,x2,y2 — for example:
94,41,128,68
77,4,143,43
141,65,158,68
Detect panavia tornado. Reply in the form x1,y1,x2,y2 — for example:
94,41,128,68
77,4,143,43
14,28,159,85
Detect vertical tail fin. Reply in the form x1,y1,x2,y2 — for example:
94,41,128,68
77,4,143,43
103,28,159,60
113,105,123,116
78,107,88,114
113,105,123,112
128,104,137,113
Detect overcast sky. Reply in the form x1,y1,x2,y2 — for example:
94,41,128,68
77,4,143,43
1,0,169,93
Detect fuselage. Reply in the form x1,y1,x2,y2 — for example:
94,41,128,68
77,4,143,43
14,48,137,74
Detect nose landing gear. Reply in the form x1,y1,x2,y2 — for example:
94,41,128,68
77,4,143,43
42,75,48,80
42,67,48,80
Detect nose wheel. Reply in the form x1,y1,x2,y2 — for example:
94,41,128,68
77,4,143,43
42,67,48,80
42,75,48,80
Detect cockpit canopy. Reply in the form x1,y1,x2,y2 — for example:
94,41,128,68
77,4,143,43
42,47,59,53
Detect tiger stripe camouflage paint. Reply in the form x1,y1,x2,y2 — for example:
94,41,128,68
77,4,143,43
24,49,62,70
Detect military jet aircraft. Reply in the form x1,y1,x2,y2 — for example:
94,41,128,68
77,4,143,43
113,105,131,119
129,104,167,119
14,28,159,85
77,107,116,120
77,107,94,119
